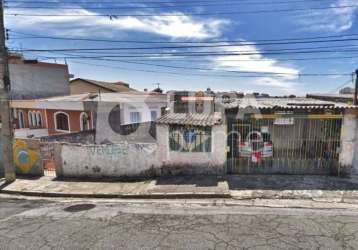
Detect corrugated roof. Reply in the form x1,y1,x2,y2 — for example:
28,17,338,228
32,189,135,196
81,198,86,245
307,93,353,99
223,97,356,110
70,78,137,92
157,112,222,126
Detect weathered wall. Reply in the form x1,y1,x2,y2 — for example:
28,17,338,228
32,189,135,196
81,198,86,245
0,138,44,176
157,124,227,175
13,139,43,176
9,62,70,99
95,102,157,144
40,130,95,144
339,110,358,176
56,142,160,178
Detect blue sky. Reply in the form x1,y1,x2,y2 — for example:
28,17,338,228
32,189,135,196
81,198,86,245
4,0,358,95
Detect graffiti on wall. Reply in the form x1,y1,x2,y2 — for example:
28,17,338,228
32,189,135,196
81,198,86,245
87,144,129,158
84,143,157,161
13,139,42,175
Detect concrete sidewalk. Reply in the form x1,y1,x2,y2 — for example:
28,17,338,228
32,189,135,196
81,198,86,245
0,176,230,199
1,175,358,202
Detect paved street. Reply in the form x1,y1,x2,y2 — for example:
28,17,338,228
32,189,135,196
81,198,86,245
1,196,358,249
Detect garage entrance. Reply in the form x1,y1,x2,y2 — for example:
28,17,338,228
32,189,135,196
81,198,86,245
227,114,342,175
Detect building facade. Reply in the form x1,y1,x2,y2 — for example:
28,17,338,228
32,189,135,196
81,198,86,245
69,78,136,95
4,54,71,99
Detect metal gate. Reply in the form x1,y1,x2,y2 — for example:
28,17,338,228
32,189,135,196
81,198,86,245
227,115,342,175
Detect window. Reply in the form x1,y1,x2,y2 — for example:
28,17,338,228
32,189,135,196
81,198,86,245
18,110,25,128
130,112,141,123
28,111,33,127
31,112,37,127
54,112,70,132
36,112,42,127
80,112,90,131
169,125,211,152
150,111,158,121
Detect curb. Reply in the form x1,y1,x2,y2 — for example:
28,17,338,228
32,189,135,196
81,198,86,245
0,190,232,199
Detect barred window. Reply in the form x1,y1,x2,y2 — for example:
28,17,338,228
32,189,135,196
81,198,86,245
169,125,211,152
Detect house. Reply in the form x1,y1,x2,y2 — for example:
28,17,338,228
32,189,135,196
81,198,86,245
94,92,167,144
10,92,167,143
156,91,358,176
11,94,94,138
4,54,70,99
156,91,226,175
69,78,136,95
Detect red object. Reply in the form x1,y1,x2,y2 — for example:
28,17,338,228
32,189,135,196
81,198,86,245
252,152,262,163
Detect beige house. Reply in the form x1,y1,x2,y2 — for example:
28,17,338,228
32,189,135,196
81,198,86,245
69,78,136,95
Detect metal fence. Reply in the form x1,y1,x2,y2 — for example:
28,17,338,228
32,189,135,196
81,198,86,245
227,116,342,175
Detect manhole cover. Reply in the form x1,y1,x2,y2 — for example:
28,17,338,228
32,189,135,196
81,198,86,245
63,204,96,212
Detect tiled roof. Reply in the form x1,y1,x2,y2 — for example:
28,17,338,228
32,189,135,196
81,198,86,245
222,97,356,110
156,112,222,126
70,78,137,92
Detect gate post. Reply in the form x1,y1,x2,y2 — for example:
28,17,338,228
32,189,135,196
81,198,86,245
339,110,358,177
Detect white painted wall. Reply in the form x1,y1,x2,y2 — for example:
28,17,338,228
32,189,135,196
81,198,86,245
157,124,227,175
121,103,164,125
95,101,166,144
9,63,70,99
339,110,358,176
14,128,49,138
57,142,160,178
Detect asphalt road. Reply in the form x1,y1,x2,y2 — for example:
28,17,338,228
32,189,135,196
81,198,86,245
1,196,358,250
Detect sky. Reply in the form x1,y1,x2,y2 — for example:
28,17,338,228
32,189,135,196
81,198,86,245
4,0,358,95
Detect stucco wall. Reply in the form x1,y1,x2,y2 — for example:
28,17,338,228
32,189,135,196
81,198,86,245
46,110,92,135
95,102,158,144
9,63,70,99
56,142,160,178
340,110,358,176
157,124,227,175
40,130,95,144
339,110,358,176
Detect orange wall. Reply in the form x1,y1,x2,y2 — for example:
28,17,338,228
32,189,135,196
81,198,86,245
46,109,92,135
14,109,46,129
14,108,92,135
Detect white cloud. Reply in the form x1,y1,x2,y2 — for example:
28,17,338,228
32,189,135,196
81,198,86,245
212,43,299,75
6,8,229,39
296,0,358,32
208,43,300,92
253,77,300,94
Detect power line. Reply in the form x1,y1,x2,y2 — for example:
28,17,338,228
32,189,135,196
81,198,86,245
9,38,358,51
3,0,333,9
27,51,353,77
11,44,358,53
3,0,328,5
9,30,358,45
65,59,295,78
5,4,358,17
328,78,354,93
11,48,358,57
16,46,358,62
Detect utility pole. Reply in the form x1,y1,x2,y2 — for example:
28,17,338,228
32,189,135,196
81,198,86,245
354,69,358,105
0,0,15,182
